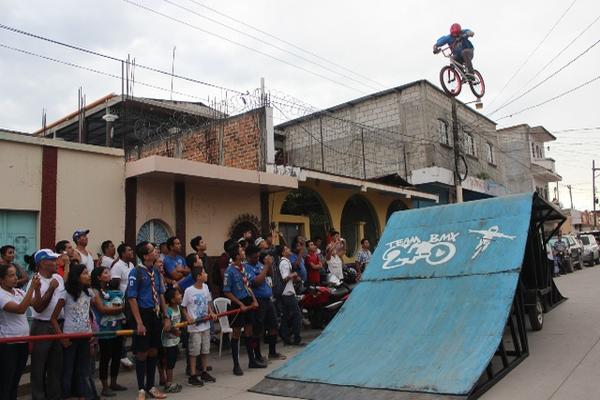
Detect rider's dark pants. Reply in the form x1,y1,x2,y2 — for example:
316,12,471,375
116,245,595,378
454,48,474,73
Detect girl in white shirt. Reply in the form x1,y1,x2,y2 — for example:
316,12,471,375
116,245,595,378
51,263,93,399
0,263,40,400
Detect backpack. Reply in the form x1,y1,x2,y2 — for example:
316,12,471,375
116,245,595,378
271,259,285,299
123,266,142,328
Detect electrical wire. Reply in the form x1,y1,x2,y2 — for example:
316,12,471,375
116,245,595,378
181,0,386,88
120,0,368,94
486,0,578,110
488,37,600,116
490,14,600,116
161,0,382,91
496,73,600,120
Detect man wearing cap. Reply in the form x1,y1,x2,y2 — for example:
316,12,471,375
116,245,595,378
73,229,94,273
30,249,66,400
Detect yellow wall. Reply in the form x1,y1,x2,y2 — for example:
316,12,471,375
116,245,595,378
136,176,176,243
269,180,412,261
185,181,261,255
56,148,125,255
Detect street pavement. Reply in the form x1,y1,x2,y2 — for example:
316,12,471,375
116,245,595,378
20,265,600,399
482,263,600,400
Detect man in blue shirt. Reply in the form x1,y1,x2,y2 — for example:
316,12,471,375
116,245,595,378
245,245,286,364
223,242,263,375
433,23,476,76
290,236,307,283
163,236,190,288
127,241,170,399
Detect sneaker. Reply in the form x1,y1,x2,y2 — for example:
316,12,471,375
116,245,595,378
146,387,167,399
269,352,287,360
121,357,134,368
256,355,268,364
101,388,116,397
188,375,204,387
164,383,182,393
233,365,244,376
137,389,146,400
200,371,216,383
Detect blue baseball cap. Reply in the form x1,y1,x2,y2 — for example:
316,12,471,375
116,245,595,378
72,229,90,242
34,249,60,264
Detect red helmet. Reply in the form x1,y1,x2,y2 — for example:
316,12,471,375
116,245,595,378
450,23,462,37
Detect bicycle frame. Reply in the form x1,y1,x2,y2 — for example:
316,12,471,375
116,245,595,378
440,46,468,79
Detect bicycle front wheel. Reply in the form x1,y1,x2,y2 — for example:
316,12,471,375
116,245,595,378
469,70,485,98
440,66,462,97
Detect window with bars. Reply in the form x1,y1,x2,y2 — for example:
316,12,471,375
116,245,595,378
438,119,450,145
462,130,476,157
485,142,495,164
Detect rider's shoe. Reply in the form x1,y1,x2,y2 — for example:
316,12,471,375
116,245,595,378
465,72,476,81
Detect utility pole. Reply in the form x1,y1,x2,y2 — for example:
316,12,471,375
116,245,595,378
567,184,573,209
451,98,463,203
593,160,599,228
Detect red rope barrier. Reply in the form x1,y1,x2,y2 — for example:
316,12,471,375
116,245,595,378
0,305,256,344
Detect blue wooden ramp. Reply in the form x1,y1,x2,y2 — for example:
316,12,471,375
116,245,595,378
251,193,558,400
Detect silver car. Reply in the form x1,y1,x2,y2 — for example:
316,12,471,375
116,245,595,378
580,234,600,265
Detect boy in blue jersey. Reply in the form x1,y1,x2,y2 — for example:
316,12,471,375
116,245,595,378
433,23,476,76
163,236,190,288
244,245,286,363
223,242,263,375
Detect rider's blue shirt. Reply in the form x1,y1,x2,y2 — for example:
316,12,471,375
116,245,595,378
436,29,474,56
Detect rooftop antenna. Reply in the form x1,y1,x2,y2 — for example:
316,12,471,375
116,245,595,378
170,46,176,101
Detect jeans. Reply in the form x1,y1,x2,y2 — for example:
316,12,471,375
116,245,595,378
62,338,92,399
30,320,63,400
0,342,29,400
279,295,302,344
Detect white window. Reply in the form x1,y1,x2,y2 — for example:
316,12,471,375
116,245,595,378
462,131,476,157
438,119,450,145
485,142,495,164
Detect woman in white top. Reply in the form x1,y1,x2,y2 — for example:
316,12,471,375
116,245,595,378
326,240,345,282
0,263,40,400
51,263,93,399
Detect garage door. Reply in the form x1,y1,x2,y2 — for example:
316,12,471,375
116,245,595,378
0,210,37,266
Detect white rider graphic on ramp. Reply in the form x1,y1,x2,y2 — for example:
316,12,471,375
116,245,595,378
468,225,516,259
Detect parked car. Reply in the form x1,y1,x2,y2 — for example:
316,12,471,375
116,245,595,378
579,234,600,266
548,235,583,272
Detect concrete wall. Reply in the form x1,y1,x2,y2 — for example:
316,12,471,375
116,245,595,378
55,148,125,254
497,125,534,194
135,176,176,240
0,140,43,211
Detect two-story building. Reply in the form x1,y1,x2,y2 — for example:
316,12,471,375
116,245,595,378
276,79,509,205
496,124,561,200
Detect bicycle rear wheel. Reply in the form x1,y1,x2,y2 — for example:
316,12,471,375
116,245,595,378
440,66,462,97
469,70,485,98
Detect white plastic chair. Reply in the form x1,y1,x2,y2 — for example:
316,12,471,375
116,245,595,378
213,297,233,357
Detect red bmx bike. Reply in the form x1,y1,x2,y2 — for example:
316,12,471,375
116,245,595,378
436,46,485,98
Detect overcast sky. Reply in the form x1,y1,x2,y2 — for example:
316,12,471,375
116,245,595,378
1,0,599,211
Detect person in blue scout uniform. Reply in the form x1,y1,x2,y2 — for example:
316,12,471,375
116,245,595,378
127,241,170,400
223,242,264,376
244,245,286,364
162,236,191,288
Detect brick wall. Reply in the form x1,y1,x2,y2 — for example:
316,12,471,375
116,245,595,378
127,107,264,171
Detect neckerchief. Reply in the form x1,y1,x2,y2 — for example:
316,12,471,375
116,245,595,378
142,265,160,314
232,263,249,288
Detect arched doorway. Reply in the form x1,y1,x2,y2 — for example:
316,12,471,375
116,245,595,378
386,199,408,222
137,219,172,245
280,188,332,244
229,214,261,242
341,195,380,257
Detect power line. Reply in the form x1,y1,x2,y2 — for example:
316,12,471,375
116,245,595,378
489,37,600,116
486,0,578,110
491,14,600,116
161,0,381,91
181,0,386,88
120,0,368,94
496,73,600,120
552,126,600,133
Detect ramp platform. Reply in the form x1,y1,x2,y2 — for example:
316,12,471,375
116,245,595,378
251,193,565,399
